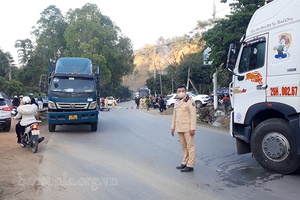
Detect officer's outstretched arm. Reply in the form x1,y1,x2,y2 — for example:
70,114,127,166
189,100,197,131
171,106,176,130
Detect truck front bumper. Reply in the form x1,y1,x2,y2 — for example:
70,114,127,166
47,110,98,125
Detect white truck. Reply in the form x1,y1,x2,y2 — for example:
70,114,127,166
226,0,300,174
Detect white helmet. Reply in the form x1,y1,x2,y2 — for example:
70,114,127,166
22,96,31,104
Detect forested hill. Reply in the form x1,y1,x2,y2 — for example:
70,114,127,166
122,36,203,92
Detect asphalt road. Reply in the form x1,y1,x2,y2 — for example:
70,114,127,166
34,101,300,200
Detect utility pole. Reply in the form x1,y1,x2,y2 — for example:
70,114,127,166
213,70,218,110
159,72,162,95
186,66,190,91
171,77,174,93
212,0,216,20
154,59,157,79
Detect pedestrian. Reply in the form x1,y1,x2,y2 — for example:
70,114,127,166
104,97,108,110
135,96,140,109
37,93,43,110
222,94,230,115
171,85,197,172
159,96,165,113
145,96,151,111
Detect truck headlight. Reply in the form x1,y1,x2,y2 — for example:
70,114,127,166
88,101,97,109
48,101,57,109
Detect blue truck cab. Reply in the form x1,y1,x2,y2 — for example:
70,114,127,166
47,57,100,132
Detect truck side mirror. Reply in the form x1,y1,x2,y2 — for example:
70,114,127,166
226,43,237,72
39,81,44,92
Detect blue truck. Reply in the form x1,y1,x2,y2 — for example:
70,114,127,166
47,57,100,132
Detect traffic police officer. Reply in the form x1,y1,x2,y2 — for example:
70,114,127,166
171,85,197,172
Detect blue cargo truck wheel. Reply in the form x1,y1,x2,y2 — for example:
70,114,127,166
49,124,56,132
91,123,97,131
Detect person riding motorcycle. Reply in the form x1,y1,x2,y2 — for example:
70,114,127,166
12,95,20,107
13,96,44,144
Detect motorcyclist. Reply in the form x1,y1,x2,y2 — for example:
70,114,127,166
13,96,44,144
12,95,20,107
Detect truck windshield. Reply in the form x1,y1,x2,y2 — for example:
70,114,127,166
50,77,95,93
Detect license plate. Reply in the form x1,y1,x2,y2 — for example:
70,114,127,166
69,115,78,120
32,130,40,135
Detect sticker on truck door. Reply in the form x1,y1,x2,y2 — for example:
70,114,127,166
274,33,292,59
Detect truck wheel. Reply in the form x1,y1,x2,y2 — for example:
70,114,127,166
250,118,300,174
49,124,56,132
195,101,203,108
91,123,97,132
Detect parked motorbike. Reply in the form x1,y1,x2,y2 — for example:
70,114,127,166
11,106,18,116
20,121,41,153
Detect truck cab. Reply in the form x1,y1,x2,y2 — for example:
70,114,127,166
47,57,100,132
226,0,300,174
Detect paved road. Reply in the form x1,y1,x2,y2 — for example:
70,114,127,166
34,101,299,200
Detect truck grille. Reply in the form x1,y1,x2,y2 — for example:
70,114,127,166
57,102,88,109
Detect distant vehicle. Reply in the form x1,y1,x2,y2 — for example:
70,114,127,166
46,57,100,132
0,92,12,131
210,87,230,102
166,93,178,108
187,92,210,108
107,97,115,111
138,88,150,98
166,92,210,108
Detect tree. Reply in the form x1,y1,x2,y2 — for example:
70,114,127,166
0,77,24,96
64,3,134,97
200,0,265,87
14,39,34,65
0,49,14,80
32,5,67,62
146,75,172,95
115,85,132,100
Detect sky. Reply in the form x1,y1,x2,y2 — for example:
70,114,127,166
0,0,233,64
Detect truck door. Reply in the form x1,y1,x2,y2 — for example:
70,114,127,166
232,35,267,124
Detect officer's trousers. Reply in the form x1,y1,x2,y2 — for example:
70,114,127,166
178,131,196,168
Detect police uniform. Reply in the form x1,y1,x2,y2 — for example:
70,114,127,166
171,95,197,169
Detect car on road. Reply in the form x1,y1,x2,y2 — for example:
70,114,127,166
166,92,210,108
0,92,12,131
210,87,230,102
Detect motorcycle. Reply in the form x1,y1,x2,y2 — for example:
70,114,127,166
20,121,41,153
11,106,18,116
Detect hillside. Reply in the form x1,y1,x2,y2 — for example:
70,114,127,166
122,36,204,92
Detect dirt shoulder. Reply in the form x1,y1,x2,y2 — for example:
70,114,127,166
0,120,49,200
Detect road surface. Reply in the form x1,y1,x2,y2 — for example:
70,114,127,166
19,101,300,199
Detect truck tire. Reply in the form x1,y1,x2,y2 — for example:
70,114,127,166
91,123,97,132
250,118,300,174
195,101,203,108
49,124,56,132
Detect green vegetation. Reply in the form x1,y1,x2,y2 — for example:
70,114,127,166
124,0,266,95
0,1,266,98
0,3,134,98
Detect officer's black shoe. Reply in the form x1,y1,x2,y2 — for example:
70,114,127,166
176,164,186,169
38,137,45,143
181,166,194,172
